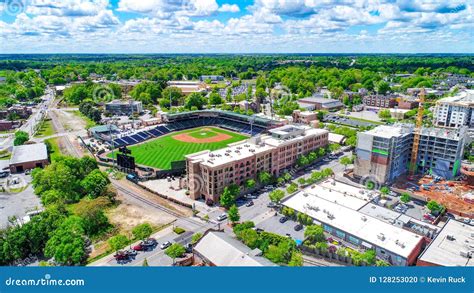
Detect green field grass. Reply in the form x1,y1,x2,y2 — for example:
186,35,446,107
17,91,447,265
109,126,248,169
34,119,56,138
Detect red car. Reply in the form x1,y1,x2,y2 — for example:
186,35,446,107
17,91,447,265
132,244,144,251
113,251,128,261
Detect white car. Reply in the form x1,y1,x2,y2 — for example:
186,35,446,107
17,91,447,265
216,214,228,221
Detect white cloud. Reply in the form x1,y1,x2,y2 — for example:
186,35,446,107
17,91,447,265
218,4,239,13
117,0,219,18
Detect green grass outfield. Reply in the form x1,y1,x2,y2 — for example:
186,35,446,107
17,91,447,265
109,126,248,169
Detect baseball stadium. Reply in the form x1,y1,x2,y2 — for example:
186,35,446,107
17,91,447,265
106,110,281,170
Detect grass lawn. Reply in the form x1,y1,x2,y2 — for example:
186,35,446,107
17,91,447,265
45,138,62,162
109,126,248,169
34,119,56,138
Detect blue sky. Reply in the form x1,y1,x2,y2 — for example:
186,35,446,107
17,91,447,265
0,0,473,53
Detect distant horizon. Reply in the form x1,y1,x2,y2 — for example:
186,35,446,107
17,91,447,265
0,52,473,56
1,0,472,54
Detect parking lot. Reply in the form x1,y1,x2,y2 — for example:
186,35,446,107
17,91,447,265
324,113,379,128
0,174,42,229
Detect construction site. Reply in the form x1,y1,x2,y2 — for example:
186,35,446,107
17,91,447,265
393,174,474,218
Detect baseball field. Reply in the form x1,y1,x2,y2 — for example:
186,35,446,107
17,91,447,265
109,126,248,169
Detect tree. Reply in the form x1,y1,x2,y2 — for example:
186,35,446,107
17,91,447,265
80,169,109,198
161,87,183,107
142,258,149,266
209,92,223,105
108,234,129,252
339,156,353,170
73,197,111,236
380,186,390,195
245,179,256,189
366,181,375,190
376,80,391,94
288,251,303,266
165,243,185,263
426,200,444,214
269,190,285,203
328,143,341,153
228,205,240,224
286,183,298,194
185,92,206,110
13,130,29,146
191,233,203,244
400,193,411,203
304,225,326,244
44,216,86,265
265,239,294,264
258,171,273,185
237,228,259,249
297,155,309,167
132,223,153,240
378,109,391,120
220,187,235,209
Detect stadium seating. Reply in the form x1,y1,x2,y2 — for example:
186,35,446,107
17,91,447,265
108,111,268,148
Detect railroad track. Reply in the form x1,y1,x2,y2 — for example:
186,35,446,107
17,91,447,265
49,110,81,158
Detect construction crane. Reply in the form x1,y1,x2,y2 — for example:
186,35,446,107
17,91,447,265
409,88,425,176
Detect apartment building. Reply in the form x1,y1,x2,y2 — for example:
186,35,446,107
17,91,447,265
433,90,474,129
292,110,318,125
186,125,328,202
354,124,466,184
362,95,397,108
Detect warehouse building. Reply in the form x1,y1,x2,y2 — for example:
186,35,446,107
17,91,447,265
282,180,425,266
9,143,49,173
354,124,466,184
417,219,474,266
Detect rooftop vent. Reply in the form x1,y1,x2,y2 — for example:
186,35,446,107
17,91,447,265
447,235,455,241
377,233,385,241
361,216,367,222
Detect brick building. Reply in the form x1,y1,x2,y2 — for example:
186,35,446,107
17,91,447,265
186,125,328,202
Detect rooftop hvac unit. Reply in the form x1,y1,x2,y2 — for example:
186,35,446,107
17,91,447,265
459,250,471,258
446,235,455,241
361,216,367,222
377,233,386,241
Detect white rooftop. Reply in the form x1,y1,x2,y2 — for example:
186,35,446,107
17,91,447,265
436,90,474,107
186,140,273,168
194,231,276,266
418,219,474,266
10,143,48,165
283,189,423,258
364,124,412,139
328,133,345,144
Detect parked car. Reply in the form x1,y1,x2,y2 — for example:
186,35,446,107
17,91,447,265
160,241,172,250
279,216,288,223
294,224,303,231
216,213,228,221
246,193,258,199
141,238,157,249
132,244,145,251
267,202,278,208
246,200,254,207
0,171,9,178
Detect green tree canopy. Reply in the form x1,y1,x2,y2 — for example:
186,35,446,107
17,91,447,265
132,223,153,240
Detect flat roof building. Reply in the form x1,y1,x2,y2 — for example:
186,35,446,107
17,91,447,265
105,100,143,116
297,97,343,111
186,125,328,202
193,230,276,266
9,143,49,173
417,219,474,266
433,90,474,129
282,181,425,266
167,81,209,95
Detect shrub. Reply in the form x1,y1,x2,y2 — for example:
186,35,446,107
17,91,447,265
173,227,186,234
